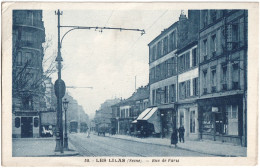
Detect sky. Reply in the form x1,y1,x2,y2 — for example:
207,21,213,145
42,9,185,119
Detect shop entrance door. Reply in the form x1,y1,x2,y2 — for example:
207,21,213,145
21,117,33,138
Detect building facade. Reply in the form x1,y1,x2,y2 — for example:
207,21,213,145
198,10,247,146
147,10,247,146
12,10,46,138
111,85,149,135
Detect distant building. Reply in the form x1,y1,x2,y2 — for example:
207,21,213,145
111,85,149,135
12,10,46,138
94,98,121,133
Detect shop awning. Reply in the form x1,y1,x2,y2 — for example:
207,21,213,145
136,107,160,133
132,120,137,123
136,107,153,120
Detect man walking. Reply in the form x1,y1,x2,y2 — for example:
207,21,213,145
178,126,185,143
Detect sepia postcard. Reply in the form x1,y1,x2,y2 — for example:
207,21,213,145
1,1,259,167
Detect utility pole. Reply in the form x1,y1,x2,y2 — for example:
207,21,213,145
54,9,145,153
54,9,64,153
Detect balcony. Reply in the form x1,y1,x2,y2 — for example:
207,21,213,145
232,82,239,90
17,41,40,49
14,17,44,29
222,83,227,91
211,86,216,93
203,88,207,95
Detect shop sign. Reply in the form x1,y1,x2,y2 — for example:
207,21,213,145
212,107,218,112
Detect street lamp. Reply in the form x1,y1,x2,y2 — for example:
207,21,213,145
63,98,69,150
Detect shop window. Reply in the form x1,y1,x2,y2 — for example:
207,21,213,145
15,117,20,128
226,105,238,135
190,111,196,133
202,112,213,133
34,117,39,127
180,111,184,127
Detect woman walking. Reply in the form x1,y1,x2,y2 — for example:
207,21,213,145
170,129,178,148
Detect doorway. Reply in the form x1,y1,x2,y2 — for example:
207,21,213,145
21,117,33,138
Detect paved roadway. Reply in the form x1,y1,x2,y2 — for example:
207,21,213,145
69,133,209,157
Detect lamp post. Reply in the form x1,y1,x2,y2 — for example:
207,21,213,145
63,98,69,150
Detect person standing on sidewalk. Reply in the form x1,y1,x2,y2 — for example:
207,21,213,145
170,129,178,148
178,126,185,143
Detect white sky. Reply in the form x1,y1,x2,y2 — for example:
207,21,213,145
42,9,185,119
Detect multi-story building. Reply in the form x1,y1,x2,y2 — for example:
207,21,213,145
148,18,178,138
197,10,247,146
111,85,149,135
12,10,46,138
176,10,200,140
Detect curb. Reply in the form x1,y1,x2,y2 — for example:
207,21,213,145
106,136,239,157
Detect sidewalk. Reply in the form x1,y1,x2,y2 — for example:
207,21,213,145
12,137,79,157
106,134,247,157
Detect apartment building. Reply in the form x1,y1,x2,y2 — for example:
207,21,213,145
12,10,46,138
197,10,247,146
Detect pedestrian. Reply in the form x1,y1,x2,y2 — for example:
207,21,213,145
178,126,185,143
170,129,178,148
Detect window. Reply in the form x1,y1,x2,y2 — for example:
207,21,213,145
17,51,22,65
222,65,227,90
163,36,168,55
203,39,208,58
173,31,176,50
185,52,190,70
192,48,197,67
203,10,208,27
152,90,156,105
211,34,217,55
25,52,33,65
192,78,198,96
226,105,238,135
190,111,196,133
157,41,162,58
232,63,239,89
15,117,20,128
169,84,176,102
164,86,169,104
34,117,39,127
126,109,129,117
186,80,191,97
211,69,217,92
203,70,208,94
156,88,161,104
211,10,217,23
179,82,186,99
169,32,173,51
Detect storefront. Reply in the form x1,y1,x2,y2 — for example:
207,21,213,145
12,111,40,138
177,102,199,140
198,94,244,145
